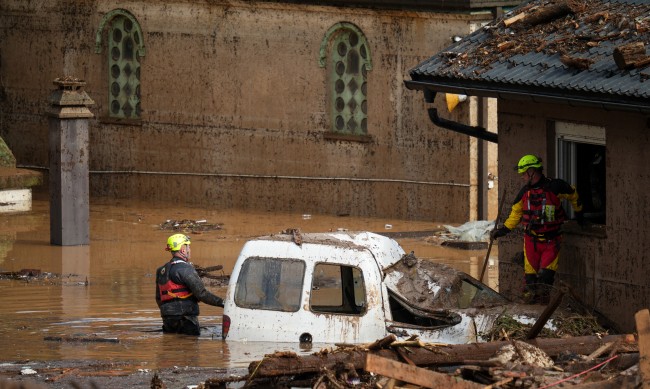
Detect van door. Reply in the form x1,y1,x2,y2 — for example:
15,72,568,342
305,261,386,343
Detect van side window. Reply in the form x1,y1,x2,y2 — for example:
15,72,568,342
310,263,366,315
234,257,305,312
457,277,508,309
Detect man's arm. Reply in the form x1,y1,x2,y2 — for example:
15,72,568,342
155,283,162,308
503,200,524,230
179,265,225,307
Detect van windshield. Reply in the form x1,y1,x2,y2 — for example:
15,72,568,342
234,257,305,312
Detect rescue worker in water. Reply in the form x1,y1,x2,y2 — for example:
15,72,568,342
155,234,224,335
491,155,584,304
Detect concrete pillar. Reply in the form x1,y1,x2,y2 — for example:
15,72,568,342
47,77,94,246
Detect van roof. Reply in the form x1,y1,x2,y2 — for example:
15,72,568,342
253,231,405,270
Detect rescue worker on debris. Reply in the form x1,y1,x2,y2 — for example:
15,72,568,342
491,155,584,304
155,234,224,335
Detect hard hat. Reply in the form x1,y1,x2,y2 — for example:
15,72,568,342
166,234,191,251
516,154,543,174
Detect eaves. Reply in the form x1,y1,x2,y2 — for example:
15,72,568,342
404,78,650,114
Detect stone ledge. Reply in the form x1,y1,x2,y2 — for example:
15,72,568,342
0,167,43,189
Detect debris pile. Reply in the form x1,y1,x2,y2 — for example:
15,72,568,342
204,332,641,388
482,313,608,341
159,219,223,233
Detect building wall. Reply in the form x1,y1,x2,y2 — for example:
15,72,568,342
0,0,497,221
497,98,650,332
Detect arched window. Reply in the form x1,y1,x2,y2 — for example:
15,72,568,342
320,23,372,136
95,9,145,120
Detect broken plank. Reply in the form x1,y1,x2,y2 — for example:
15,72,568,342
365,354,482,389
586,341,615,362
635,309,650,389
503,12,526,27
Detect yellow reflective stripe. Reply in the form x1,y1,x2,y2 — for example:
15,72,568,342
166,291,193,299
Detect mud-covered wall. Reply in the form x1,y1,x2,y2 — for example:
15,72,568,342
496,98,650,332
0,0,496,221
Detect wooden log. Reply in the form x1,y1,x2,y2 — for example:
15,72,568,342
365,354,482,389
613,42,646,70
635,309,650,389
561,55,593,70
584,11,609,24
248,334,637,377
367,334,397,350
521,0,573,27
634,56,650,69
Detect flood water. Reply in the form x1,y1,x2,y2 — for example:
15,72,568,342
0,191,498,372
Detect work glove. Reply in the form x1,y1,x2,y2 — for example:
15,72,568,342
574,211,585,226
490,226,510,240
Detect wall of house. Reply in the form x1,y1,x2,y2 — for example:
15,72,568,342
0,0,498,221
497,98,650,332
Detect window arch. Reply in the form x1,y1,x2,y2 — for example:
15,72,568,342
95,9,145,119
320,23,372,136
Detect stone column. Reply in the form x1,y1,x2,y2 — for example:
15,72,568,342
48,77,94,246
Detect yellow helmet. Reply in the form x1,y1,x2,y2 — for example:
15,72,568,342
516,154,543,174
166,234,191,252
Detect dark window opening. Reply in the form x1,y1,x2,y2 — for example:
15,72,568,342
558,138,606,225
310,263,366,315
387,290,461,328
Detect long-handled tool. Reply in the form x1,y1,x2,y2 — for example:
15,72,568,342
480,190,507,283
194,264,224,279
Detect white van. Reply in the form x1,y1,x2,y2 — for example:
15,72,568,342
222,231,572,344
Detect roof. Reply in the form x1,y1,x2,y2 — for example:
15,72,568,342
406,0,650,112
259,0,522,11
256,230,406,269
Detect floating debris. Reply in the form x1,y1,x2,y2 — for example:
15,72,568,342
159,219,223,233
0,269,58,281
43,336,120,344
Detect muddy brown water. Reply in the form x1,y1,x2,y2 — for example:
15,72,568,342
0,193,498,372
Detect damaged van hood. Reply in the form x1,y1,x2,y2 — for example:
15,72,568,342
383,253,550,318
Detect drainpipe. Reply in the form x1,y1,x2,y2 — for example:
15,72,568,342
424,90,497,220
425,90,498,144
477,97,488,220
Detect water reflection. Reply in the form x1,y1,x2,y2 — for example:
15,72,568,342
0,193,498,371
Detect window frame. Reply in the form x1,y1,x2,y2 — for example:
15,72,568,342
310,262,367,315
233,256,306,312
95,9,145,124
319,22,372,141
555,121,606,226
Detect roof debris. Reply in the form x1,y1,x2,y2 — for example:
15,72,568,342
455,0,650,73
409,0,650,103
